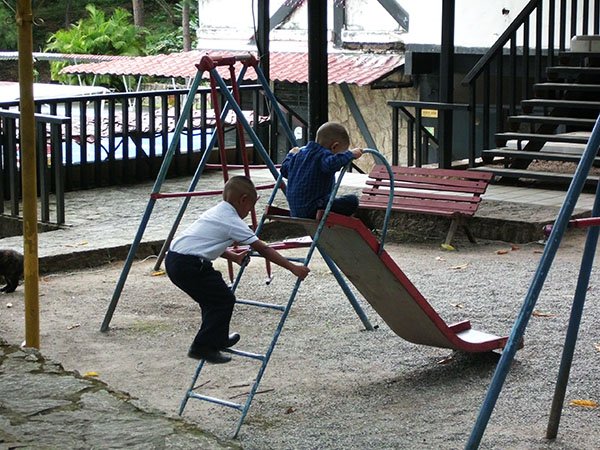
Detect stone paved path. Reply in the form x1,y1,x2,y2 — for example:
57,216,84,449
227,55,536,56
0,339,238,449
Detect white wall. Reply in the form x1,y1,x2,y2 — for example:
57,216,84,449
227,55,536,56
196,0,536,51
196,0,599,51
399,0,529,48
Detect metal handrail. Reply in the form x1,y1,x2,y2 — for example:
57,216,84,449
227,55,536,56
461,0,540,86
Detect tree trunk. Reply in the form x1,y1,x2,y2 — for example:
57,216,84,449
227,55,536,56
182,0,191,51
64,0,71,26
132,0,144,27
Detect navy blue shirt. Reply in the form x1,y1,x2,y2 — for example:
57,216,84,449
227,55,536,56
280,141,355,218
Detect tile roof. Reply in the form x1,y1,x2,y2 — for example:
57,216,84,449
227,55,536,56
59,50,404,86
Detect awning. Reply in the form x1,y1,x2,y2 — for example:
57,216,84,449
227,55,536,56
58,50,404,86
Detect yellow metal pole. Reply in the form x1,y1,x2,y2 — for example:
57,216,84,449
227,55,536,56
16,0,40,349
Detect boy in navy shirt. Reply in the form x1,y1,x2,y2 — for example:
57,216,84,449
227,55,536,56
281,121,363,218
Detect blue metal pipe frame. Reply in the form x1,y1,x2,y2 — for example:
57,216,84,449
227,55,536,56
465,115,600,449
101,70,206,332
546,172,600,439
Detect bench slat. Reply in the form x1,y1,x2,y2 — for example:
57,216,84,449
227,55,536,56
369,165,494,182
360,195,480,216
361,187,481,204
365,179,488,195
368,166,493,194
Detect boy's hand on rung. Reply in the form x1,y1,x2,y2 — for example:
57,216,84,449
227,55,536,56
292,264,310,280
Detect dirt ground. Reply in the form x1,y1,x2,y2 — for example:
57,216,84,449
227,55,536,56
1,232,600,449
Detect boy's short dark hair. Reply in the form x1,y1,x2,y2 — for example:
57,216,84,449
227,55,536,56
316,122,350,149
223,175,257,200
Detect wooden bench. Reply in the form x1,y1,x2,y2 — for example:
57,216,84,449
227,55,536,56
359,165,494,246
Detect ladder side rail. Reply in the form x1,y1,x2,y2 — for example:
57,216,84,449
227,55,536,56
101,70,206,332
466,115,600,449
362,149,394,254
233,162,356,437
178,359,205,415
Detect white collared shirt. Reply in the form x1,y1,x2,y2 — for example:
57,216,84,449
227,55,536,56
170,201,258,260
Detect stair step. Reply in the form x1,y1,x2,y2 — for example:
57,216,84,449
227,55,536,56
521,98,600,110
546,66,600,77
557,52,600,66
534,82,600,93
482,148,600,163
507,115,596,127
495,132,590,146
471,166,600,184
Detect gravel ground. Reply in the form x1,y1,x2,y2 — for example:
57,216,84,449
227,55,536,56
1,231,600,449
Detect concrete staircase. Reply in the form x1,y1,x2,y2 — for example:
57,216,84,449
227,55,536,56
474,36,600,186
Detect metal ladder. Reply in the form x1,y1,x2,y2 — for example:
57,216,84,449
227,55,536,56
178,149,395,437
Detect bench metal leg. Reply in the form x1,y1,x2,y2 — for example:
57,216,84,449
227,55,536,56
463,221,477,244
445,216,476,246
444,218,459,246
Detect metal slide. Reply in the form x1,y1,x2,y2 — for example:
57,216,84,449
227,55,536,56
293,212,513,353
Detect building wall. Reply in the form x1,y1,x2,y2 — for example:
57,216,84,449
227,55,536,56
329,81,418,171
274,76,418,169
196,0,534,51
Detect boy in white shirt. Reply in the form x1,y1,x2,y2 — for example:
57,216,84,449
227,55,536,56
166,175,310,363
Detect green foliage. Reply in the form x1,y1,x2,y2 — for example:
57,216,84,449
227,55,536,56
0,4,18,49
145,1,198,54
45,4,147,87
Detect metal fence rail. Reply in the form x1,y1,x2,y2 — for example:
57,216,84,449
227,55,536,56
0,108,69,225
0,85,307,226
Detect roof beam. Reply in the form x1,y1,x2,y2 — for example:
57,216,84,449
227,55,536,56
376,0,409,32
269,0,305,31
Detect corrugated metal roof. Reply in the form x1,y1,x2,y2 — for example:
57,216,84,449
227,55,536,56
0,51,124,63
59,50,404,86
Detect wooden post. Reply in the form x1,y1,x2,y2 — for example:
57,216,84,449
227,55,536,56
16,0,40,349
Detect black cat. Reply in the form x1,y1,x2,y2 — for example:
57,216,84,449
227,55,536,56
0,249,24,293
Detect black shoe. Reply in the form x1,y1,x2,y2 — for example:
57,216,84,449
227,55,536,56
188,345,232,364
223,332,240,348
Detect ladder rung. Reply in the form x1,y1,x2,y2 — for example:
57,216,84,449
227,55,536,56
224,348,266,361
188,392,243,411
236,298,285,311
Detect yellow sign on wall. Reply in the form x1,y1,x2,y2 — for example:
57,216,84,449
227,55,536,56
421,109,438,118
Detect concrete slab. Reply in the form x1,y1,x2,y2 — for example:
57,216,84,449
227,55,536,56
0,170,594,273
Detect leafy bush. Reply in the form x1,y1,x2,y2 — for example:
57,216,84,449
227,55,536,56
45,4,147,88
0,4,18,50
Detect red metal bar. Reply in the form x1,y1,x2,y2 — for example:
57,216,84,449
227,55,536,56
544,217,600,236
150,183,276,200
196,54,257,71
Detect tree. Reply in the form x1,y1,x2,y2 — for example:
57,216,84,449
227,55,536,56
132,0,144,27
45,4,147,87
182,0,191,51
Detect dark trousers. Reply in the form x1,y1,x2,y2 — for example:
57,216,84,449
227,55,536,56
165,251,235,350
330,194,359,216
310,193,359,218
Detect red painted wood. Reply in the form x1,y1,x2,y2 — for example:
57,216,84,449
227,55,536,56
360,166,491,219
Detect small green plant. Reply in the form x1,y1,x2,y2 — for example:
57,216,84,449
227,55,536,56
45,4,147,88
